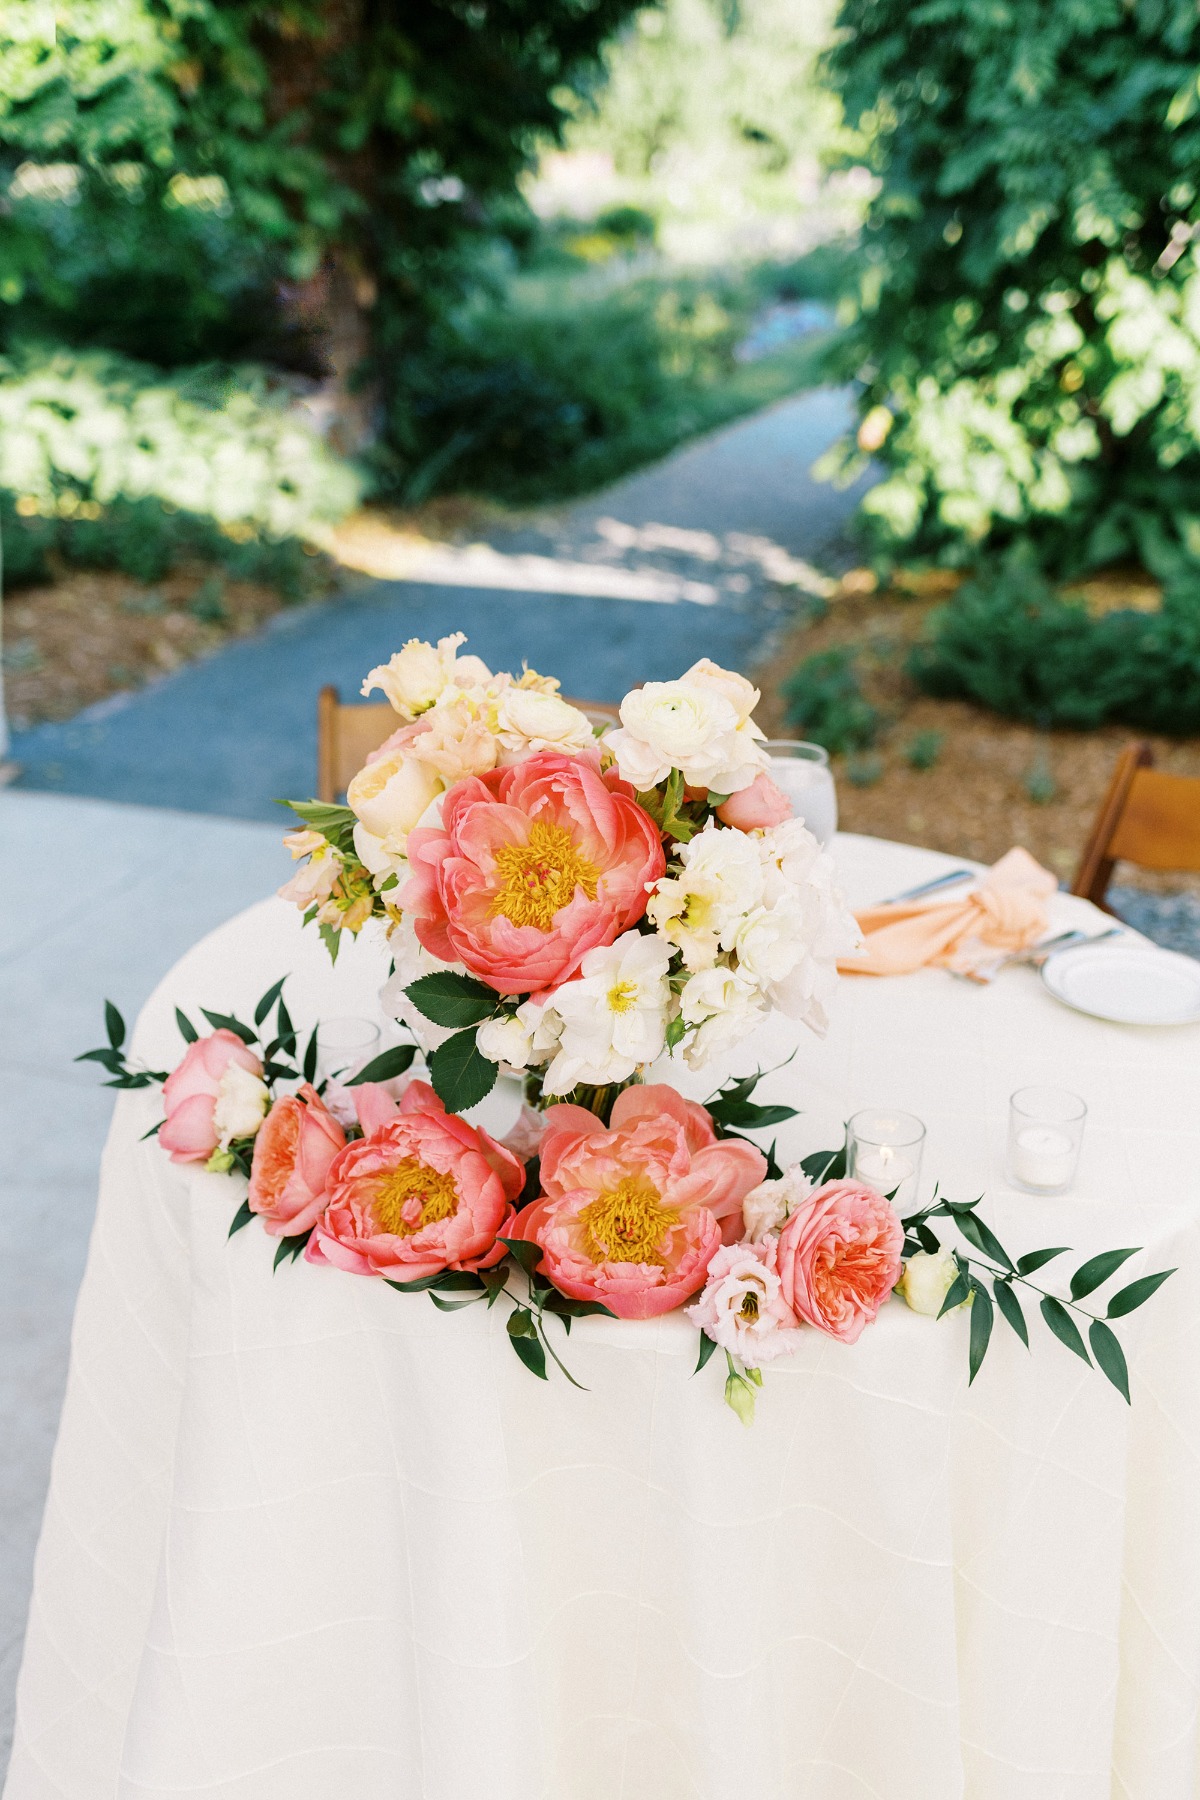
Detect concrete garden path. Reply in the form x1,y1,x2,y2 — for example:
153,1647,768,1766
9,387,867,821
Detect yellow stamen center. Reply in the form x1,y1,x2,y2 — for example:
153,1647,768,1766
579,1177,678,1266
607,980,638,1014
372,1158,458,1237
489,820,599,932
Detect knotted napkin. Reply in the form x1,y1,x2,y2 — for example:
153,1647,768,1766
838,847,1058,978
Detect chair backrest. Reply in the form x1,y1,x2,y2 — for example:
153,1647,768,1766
315,685,621,802
1071,741,1200,907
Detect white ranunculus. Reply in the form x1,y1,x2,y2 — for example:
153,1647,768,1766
607,678,768,794
495,687,597,762
212,1063,269,1149
678,964,769,1069
539,931,673,1095
741,1163,814,1242
680,657,761,726
476,1014,535,1069
899,1250,963,1317
360,633,491,718
346,748,444,852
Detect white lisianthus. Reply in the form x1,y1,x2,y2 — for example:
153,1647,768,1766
607,674,769,794
476,1014,535,1070
361,633,492,719
647,823,765,971
686,1240,798,1366
538,931,673,1096
898,1250,964,1317
741,1163,814,1243
495,687,597,762
678,964,769,1069
212,1063,270,1149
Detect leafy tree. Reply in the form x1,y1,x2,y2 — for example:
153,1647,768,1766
821,0,1200,579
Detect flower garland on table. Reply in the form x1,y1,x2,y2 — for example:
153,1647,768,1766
80,636,1175,1420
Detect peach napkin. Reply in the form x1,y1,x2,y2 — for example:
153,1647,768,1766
838,847,1058,978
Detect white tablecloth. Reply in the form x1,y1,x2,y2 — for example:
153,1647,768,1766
7,834,1200,1800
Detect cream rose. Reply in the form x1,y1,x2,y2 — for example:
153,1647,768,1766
495,688,596,762
360,633,491,718
346,748,444,866
898,1250,964,1317
212,1062,270,1150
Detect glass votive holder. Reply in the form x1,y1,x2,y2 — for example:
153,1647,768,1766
846,1108,925,1209
1007,1087,1086,1194
315,1017,381,1084
764,740,838,847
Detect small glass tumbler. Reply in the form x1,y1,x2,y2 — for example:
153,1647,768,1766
847,1108,926,1209
1006,1087,1086,1194
315,1017,381,1085
764,740,838,847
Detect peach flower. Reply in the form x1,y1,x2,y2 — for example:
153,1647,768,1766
401,750,665,996
511,1085,766,1319
159,1030,264,1164
775,1178,904,1344
305,1079,524,1282
716,772,793,831
247,1084,346,1237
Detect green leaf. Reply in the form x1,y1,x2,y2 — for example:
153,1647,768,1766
273,1229,311,1269
175,1007,199,1044
428,1028,498,1112
429,1289,486,1312
968,1281,993,1383
710,1098,798,1130
517,1155,541,1211
542,1292,616,1320
345,1043,417,1086
665,1015,687,1050
76,1046,126,1071
1089,1319,1131,1402
281,799,358,855
498,1237,543,1279
916,1221,940,1254
318,922,341,964
200,1008,257,1045
253,978,287,1027
1016,1245,1071,1276
430,1271,487,1291
275,997,296,1051
954,1209,1013,1270
938,1271,971,1317
1069,1246,1141,1301
1106,1269,1176,1318
694,1331,719,1374
800,1144,847,1184
262,1060,299,1083
405,971,498,1029
228,1198,255,1238
140,1120,163,1140
105,1000,126,1050
992,1278,1029,1347
1040,1295,1091,1363
302,1025,319,1084
509,1332,549,1380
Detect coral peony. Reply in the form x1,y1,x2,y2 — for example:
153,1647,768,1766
159,1030,265,1164
401,751,665,996
511,1085,765,1319
248,1084,346,1238
775,1179,904,1344
306,1080,524,1282
716,772,793,831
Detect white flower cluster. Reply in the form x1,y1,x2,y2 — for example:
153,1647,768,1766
606,657,769,795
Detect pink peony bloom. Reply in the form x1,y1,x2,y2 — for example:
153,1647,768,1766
511,1084,766,1320
247,1084,346,1237
716,772,793,831
687,1238,800,1365
306,1079,524,1282
400,751,665,996
159,1029,264,1164
775,1179,904,1344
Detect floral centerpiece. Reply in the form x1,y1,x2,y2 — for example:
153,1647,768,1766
82,637,1174,1419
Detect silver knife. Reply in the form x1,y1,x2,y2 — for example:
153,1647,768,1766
878,867,976,906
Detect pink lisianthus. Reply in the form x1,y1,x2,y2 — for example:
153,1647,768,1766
400,751,665,996
305,1079,524,1282
775,1179,904,1344
716,772,793,831
511,1085,766,1320
687,1238,800,1365
247,1084,346,1237
159,1029,264,1164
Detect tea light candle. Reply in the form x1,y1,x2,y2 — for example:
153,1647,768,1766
1012,1126,1075,1191
853,1143,915,1197
846,1108,926,1210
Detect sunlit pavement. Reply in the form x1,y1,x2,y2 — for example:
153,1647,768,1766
8,388,870,822
0,793,287,1770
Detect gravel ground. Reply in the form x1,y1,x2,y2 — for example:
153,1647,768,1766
1108,887,1200,958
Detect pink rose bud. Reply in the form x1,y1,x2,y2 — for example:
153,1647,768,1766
716,772,793,832
248,1083,346,1237
159,1030,264,1164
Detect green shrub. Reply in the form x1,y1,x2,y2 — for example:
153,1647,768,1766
904,729,943,771
781,646,880,754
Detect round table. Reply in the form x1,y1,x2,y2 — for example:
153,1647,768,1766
7,835,1200,1800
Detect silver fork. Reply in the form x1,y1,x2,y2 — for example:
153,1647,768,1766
956,925,1125,985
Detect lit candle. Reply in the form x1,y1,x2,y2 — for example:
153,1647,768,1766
1012,1126,1075,1191
853,1143,916,1203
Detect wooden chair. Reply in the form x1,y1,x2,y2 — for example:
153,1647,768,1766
316,684,621,802
1071,741,1200,910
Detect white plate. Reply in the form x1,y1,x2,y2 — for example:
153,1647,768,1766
1041,939,1200,1025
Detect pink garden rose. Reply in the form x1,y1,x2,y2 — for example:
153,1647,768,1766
247,1083,346,1238
775,1178,904,1344
716,772,793,831
305,1079,524,1282
512,1085,766,1320
159,1029,264,1164
401,750,665,996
